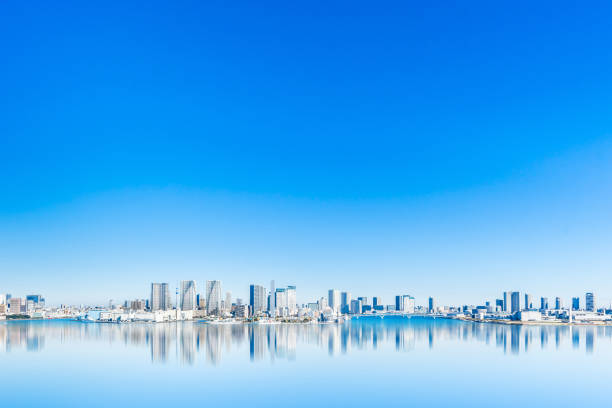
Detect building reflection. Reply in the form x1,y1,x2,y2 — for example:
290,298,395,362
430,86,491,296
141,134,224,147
1,317,611,364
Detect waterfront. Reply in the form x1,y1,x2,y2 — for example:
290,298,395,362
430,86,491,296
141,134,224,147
1,316,610,407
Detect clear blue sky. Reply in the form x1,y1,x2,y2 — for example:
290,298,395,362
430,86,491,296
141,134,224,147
1,1,611,307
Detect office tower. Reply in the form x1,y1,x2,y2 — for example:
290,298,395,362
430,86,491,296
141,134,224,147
8,298,23,314
555,297,562,310
540,297,549,310
286,286,297,315
524,293,532,310
0,294,6,305
495,299,503,310
249,284,267,314
225,292,232,312
350,299,363,314
205,280,222,315
428,297,436,313
503,292,511,312
396,295,415,313
373,296,380,307
360,297,370,306
341,292,352,314
179,280,196,311
585,292,595,312
151,283,171,311
26,294,45,308
511,292,520,313
328,289,340,314
269,280,276,315
275,288,288,311
572,297,580,310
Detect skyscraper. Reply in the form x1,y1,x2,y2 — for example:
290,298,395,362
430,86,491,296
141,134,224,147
585,292,595,312
524,293,532,310
225,292,232,312
555,297,562,310
179,280,196,311
572,297,580,311
249,284,267,314
286,286,297,315
151,283,171,311
328,289,340,314
396,295,415,313
503,291,512,312
510,292,520,313
540,297,549,310
341,292,352,314
275,288,287,311
269,280,276,316
205,280,222,315
428,297,436,313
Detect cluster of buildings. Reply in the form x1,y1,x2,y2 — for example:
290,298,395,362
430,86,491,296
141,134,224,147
2,284,611,325
453,291,611,323
0,294,46,319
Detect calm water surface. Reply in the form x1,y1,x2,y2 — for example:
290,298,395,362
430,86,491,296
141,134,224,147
1,316,609,407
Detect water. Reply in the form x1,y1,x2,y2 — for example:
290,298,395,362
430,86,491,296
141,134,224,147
1,316,609,407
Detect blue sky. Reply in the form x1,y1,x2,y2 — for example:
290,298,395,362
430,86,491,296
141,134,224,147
1,1,612,306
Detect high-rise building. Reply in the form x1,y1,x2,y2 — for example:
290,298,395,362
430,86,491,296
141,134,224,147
328,289,340,314
286,286,297,315
555,297,562,310
350,299,362,314
205,280,222,315
428,297,436,313
524,293,532,310
225,292,232,312
373,296,380,307
269,280,276,315
511,292,520,313
275,288,287,311
540,297,549,310
151,283,171,311
340,292,352,314
585,292,595,312
179,280,196,311
503,292,512,312
0,294,5,305
8,298,23,315
396,295,415,313
572,297,580,311
249,284,267,314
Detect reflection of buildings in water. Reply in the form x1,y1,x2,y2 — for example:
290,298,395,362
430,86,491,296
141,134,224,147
3,318,612,363
150,324,171,363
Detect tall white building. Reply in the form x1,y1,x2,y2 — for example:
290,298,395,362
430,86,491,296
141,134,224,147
269,280,276,316
180,280,197,311
225,292,232,312
151,283,171,311
205,280,222,315
275,288,288,311
249,284,267,314
328,289,340,314
287,286,297,315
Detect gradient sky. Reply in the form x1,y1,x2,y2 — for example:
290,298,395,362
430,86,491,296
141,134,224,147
1,1,612,307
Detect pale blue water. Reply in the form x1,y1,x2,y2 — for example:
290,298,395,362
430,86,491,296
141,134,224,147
1,316,609,407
